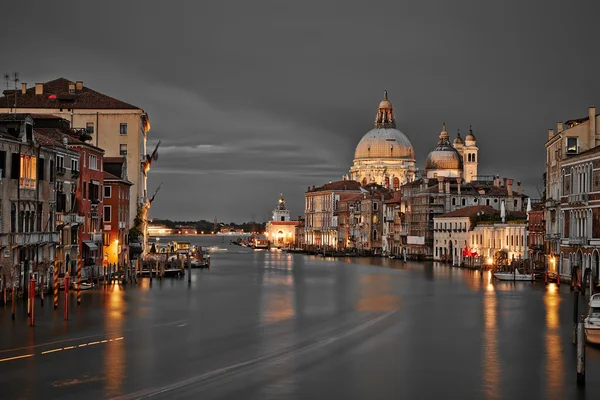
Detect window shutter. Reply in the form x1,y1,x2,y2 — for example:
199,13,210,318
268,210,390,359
37,158,45,181
11,153,20,179
0,151,5,177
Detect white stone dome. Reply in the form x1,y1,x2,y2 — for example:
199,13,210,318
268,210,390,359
354,128,414,159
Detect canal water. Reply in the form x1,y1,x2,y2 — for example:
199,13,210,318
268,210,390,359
0,234,598,399
156,234,599,399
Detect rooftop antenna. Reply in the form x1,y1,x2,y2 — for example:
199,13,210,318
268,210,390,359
12,72,19,113
4,74,9,110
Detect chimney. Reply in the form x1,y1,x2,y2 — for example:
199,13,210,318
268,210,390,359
517,181,521,195
307,186,310,192
21,83,26,94
507,179,514,196
590,105,596,147
502,177,507,188
35,83,43,95
556,122,563,133
76,81,83,91
548,129,554,140
68,83,75,93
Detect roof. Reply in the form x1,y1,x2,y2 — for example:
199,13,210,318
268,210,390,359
307,180,362,193
104,157,126,163
34,128,104,153
0,113,33,122
0,78,140,110
384,192,403,204
439,206,499,218
103,170,133,185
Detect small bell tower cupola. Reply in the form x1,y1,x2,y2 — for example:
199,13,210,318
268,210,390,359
272,193,291,222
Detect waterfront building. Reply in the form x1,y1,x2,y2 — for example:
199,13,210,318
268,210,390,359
382,192,407,257
403,175,528,259
33,126,81,277
0,114,59,290
304,180,362,250
147,223,173,236
469,219,528,263
527,201,546,271
294,217,305,249
349,92,416,188
0,78,152,248
425,124,478,182
103,157,132,266
545,105,600,277
265,194,299,248
433,206,498,264
557,146,600,281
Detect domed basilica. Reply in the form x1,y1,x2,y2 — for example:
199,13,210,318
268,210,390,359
349,91,416,189
425,123,478,182
349,91,480,188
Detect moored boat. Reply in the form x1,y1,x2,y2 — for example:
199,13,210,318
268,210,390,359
493,268,535,281
585,294,600,344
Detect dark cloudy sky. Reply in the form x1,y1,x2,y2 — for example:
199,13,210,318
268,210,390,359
4,1,600,222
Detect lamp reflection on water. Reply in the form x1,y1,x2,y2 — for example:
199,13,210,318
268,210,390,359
482,289,500,400
544,283,564,398
355,274,400,312
104,286,125,395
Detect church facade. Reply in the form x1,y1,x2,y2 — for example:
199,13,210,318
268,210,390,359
265,194,299,248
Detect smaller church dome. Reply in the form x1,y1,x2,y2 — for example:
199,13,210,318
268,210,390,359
425,123,464,171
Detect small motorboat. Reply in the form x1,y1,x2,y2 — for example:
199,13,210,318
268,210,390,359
585,294,600,344
493,268,535,281
71,281,95,290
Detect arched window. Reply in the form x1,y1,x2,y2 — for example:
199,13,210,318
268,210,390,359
472,153,476,163
372,230,378,241
462,199,466,206
362,178,367,187
393,177,400,190
384,177,390,189
468,154,472,162
452,198,456,205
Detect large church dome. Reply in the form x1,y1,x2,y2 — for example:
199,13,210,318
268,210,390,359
425,123,463,170
353,91,414,160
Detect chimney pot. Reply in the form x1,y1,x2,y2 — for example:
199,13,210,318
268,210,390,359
68,83,75,93
21,83,27,94
35,83,43,95
556,122,563,133
517,181,522,195
507,179,514,196
548,129,554,140
76,81,83,91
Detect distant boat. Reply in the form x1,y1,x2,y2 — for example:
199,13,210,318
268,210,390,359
493,268,535,281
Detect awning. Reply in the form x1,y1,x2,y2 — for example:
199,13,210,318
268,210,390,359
84,241,98,251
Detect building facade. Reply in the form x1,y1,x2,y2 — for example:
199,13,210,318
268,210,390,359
545,105,600,277
557,146,600,281
433,206,498,264
469,222,528,263
0,114,59,290
382,192,407,257
103,157,132,266
304,180,362,250
349,91,416,189
265,194,299,248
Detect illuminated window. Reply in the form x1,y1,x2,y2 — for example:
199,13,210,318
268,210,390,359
566,137,578,154
19,154,37,189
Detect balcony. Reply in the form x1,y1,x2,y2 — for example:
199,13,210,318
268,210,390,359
92,232,102,243
568,193,588,205
545,233,560,240
56,166,67,175
119,221,126,229
71,169,80,178
545,198,559,208
566,237,588,246
9,232,60,246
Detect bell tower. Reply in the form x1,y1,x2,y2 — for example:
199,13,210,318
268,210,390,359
272,193,291,222
462,125,478,182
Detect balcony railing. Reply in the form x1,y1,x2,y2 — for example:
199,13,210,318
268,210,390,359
56,166,67,175
568,193,588,205
9,232,60,246
71,169,80,178
567,237,588,246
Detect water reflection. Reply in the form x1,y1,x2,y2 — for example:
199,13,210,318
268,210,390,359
104,285,125,395
355,274,400,312
544,283,564,399
482,289,500,400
